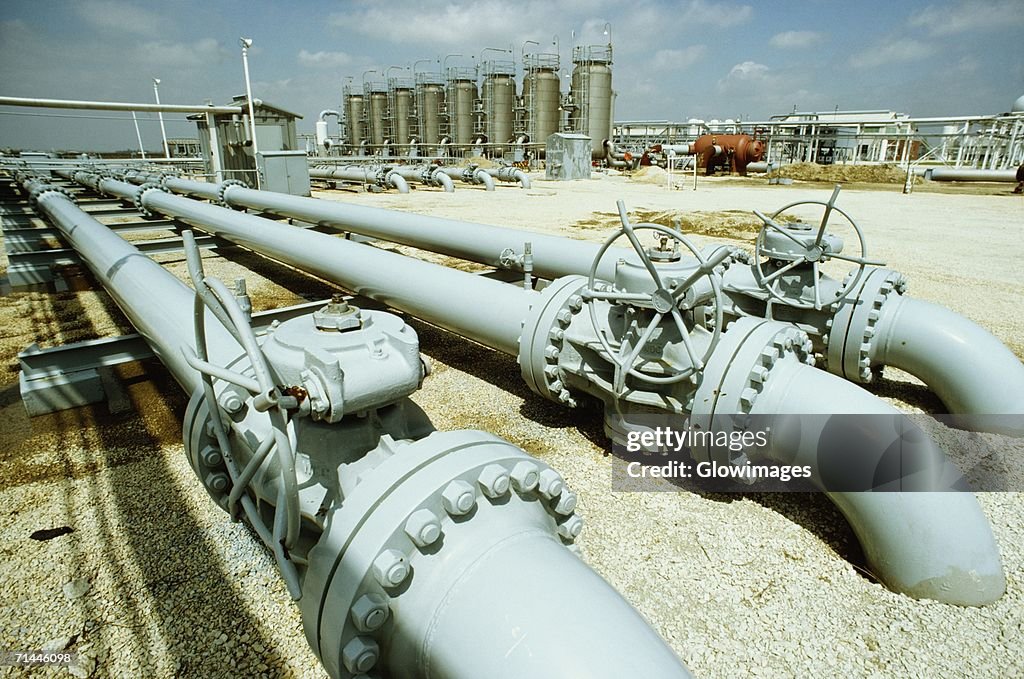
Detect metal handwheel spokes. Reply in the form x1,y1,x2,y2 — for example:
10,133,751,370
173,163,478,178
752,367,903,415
582,200,727,395
179,231,302,598
752,184,884,310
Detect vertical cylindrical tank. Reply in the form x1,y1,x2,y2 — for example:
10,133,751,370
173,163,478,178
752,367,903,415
389,77,416,153
523,53,561,145
416,72,446,148
446,67,479,148
569,44,613,158
481,60,516,152
366,83,389,149
343,88,365,149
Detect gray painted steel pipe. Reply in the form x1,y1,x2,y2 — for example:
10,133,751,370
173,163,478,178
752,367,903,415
437,166,496,190
310,166,410,193
486,166,532,189
266,195,1020,426
216,183,622,281
753,355,1005,606
94,177,534,356
72,172,1008,605
0,95,240,114
387,165,456,192
872,296,1024,436
24,182,235,393
925,168,1017,182
34,175,693,677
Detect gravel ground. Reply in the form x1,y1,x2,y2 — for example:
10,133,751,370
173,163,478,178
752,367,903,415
0,174,1022,678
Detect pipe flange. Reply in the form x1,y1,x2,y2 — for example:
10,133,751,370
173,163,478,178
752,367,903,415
518,275,589,408
28,185,76,209
217,179,246,209
826,268,906,382
373,168,390,188
134,182,165,219
303,430,579,678
690,318,814,474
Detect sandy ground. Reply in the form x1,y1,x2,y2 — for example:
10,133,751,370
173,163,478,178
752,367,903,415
0,172,1022,678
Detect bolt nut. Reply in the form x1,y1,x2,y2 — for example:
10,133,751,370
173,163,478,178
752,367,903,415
371,549,409,588
219,392,244,414
350,593,389,633
204,472,229,492
557,515,584,540
441,480,476,516
478,464,510,498
544,346,560,361
510,461,540,492
555,309,572,325
537,469,564,499
200,445,222,468
553,491,577,515
404,509,442,547
342,636,379,675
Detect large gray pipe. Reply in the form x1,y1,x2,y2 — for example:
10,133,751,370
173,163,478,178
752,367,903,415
310,166,410,193
0,95,239,114
24,179,234,393
871,296,1024,436
486,166,532,189
753,354,1005,605
93,177,533,356
925,168,1018,182
436,166,496,190
387,165,456,192
235,191,1019,425
71,172,1008,605
34,175,692,677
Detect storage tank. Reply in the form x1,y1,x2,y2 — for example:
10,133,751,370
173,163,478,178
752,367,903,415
388,76,416,152
687,118,703,137
415,72,446,147
568,44,613,159
523,52,561,146
446,66,479,148
481,59,516,151
342,87,365,150
365,82,389,150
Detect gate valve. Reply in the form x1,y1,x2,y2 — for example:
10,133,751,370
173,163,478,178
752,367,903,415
752,185,885,310
581,200,729,395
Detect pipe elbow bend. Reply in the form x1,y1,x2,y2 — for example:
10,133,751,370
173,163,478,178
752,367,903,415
475,169,496,191
387,172,410,194
873,295,1024,436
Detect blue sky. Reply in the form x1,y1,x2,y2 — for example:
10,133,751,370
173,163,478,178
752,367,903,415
1,0,1022,151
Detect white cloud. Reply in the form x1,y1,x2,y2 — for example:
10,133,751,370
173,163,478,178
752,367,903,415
329,1,544,48
131,39,228,69
910,1,1024,36
677,0,753,27
849,39,933,69
769,30,824,49
651,46,706,70
720,61,771,85
75,0,162,36
298,49,353,68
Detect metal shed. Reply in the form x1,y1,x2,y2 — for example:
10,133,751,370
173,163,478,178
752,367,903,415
545,133,592,180
189,95,303,187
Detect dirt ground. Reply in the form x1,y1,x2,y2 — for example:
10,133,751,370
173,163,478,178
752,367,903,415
1,172,1022,678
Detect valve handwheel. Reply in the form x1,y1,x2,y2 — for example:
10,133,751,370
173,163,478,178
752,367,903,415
582,200,726,395
752,184,883,310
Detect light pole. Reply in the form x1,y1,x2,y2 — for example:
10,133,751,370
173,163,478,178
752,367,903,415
131,111,147,160
240,37,260,187
152,77,169,158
